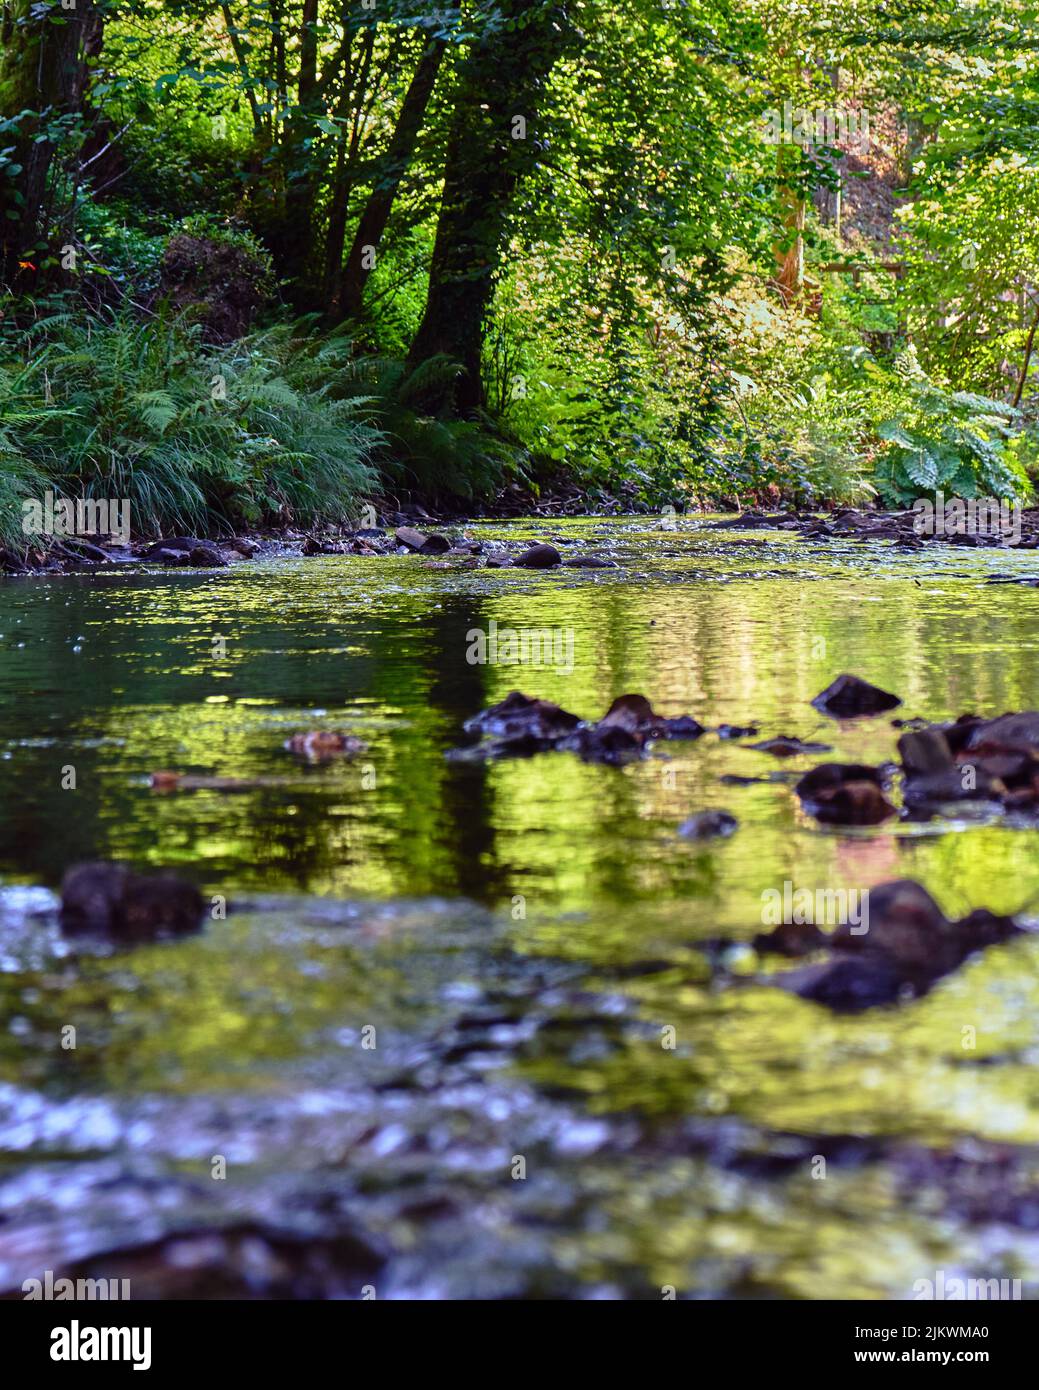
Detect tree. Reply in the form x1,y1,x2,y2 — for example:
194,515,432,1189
0,0,103,288
407,0,570,414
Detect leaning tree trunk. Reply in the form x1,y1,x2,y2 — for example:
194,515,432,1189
407,1,567,415
0,0,97,288
332,35,445,319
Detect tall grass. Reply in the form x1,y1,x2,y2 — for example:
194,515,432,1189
0,311,383,545
0,311,526,551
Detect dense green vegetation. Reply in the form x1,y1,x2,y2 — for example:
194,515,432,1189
2,0,1039,544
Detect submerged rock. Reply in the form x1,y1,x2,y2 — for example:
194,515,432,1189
750,736,833,757
455,690,704,762
795,762,896,824
678,810,738,840
285,732,368,761
811,673,902,718
60,862,205,941
463,691,581,744
763,878,1022,1012
597,693,704,740
560,724,646,765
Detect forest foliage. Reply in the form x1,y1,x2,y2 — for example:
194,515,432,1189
1,0,1039,540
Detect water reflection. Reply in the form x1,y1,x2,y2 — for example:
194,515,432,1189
1,518,1038,1297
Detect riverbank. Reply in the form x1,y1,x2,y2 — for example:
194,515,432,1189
8,500,1039,576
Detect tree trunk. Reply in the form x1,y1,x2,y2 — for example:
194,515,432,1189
0,0,96,287
407,1,566,415
774,141,805,304
332,36,445,318
265,0,322,303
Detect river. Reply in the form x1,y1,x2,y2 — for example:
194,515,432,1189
1,515,1037,1298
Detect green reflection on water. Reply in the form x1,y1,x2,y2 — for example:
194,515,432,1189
2,517,1039,1296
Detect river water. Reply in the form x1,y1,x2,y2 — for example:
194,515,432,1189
1,516,1038,1298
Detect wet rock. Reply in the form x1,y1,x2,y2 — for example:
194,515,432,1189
717,724,759,740
188,545,227,568
285,732,367,761
229,537,258,557
750,736,833,757
753,920,828,956
565,555,618,568
418,534,451,555
811,673,902,718
898,728,955,775
559,725,646,765
394,526,429,552
149,772,294,792
811,780,897,825
484,554,514,568
794,762,895,824
141,536,203,559
463,691,580,743
769,879,1022,1011
514,543,562,568
598,693,704,740
301,535,338,556
678,810,738,840
150,548,192,567
965,711,1039,755
776,956,910,1010
60,862,204,941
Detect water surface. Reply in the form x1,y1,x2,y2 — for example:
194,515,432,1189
1,517,1038,1298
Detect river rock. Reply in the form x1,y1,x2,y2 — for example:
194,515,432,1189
560,725,646,765
811,673,902,718
598,693,705,740
751,736,833,757
418,534,451,555
285,732,367,760
514,543,562,568
188,545,227,567
60,862,205,941
394,526,428,552
767,879,1022,1011
464,691,580,743
678,810,738,840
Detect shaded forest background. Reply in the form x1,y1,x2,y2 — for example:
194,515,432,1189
1,0,1039,541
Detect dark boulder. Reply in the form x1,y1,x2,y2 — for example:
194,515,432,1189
514,543,562,568
463,691,580,743
188,545,227,568
418,534,452,555
60,862,205,941
811,673,902,718
394,526,428,552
